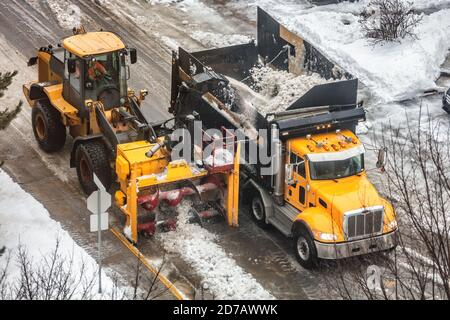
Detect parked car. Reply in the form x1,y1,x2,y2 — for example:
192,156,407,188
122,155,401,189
443,87,450,113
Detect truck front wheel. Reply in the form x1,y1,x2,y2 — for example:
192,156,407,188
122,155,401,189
32,101,66,152
75,141,112,195
294,228,318,269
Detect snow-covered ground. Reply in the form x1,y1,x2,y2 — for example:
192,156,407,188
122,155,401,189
46,0,83,29
153,0,449,105
256,1,450,104
0,34,73,183
0,169,117,299
158,202,274,300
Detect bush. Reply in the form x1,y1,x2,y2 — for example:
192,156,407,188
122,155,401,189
359,0,423,44
0,71,22,131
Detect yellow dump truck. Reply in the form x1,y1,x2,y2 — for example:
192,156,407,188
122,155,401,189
169,9,398,269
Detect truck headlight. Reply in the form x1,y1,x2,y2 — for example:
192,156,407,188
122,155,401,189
387,219,398,231
320,233,338,241
313,230,338,241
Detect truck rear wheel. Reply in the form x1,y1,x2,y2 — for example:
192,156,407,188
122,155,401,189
32,101,66,152
294,228,318,269
251,195,269,229
75,141,112,195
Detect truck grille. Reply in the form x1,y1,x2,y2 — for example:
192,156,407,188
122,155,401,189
344,206,384,241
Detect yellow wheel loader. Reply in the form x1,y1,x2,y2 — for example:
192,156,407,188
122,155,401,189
23,27,149,194
23,27,240,244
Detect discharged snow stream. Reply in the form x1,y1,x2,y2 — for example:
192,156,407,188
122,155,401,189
157,201,274,300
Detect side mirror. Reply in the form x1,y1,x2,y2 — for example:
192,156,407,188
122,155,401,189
68,58,77,74
129,48,137,64
285,164,295,185
376,147,387,170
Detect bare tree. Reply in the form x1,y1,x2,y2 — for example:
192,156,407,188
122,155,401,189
359,0,423,44
324,107,450,300
128,253,172,300
0,239,171,300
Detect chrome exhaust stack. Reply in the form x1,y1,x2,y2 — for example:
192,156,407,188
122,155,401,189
272,124,285,206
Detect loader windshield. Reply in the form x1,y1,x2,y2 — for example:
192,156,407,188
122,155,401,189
84,51,127,108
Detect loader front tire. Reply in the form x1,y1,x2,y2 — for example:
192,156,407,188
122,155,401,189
32,101,66,152
75,141,112,195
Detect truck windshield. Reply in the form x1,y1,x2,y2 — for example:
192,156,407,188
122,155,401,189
84,51,127,108
309,154,364,180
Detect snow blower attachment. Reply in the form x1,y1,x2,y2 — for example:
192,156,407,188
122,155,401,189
114,131,241,243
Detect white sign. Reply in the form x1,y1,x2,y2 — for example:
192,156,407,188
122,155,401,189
87,190,111,214
90,213,109,232
87,175,111,214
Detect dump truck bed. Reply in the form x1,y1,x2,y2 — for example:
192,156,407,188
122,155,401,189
170,8,365,140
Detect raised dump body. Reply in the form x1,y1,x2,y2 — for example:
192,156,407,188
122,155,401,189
169,7,398,269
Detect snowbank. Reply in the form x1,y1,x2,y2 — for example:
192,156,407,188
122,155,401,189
260,2,450,103
162,0,449,104
0,169,115,299
47,0,83,30
158,202,274,300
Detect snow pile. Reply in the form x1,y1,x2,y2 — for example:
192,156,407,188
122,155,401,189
158,202,274,300
47,0,83,30
158,34,181,52
191,31,253,49
249,66,330,114
148,0,180,5
263,3,450,103
204,148,234,167
0,169,116,299
227,66,329,117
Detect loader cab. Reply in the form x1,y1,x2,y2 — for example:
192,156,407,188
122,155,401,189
64,52,86,116
61,31,136,117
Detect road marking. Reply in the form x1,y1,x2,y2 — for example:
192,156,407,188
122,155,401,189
110,228,187,300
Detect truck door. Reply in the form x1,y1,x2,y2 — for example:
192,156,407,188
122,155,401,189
286,152,308,212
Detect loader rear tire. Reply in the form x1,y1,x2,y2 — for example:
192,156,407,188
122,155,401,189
75,141,112,195
32,101,66,152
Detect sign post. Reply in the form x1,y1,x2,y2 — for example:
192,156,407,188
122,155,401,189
87,174,111,294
